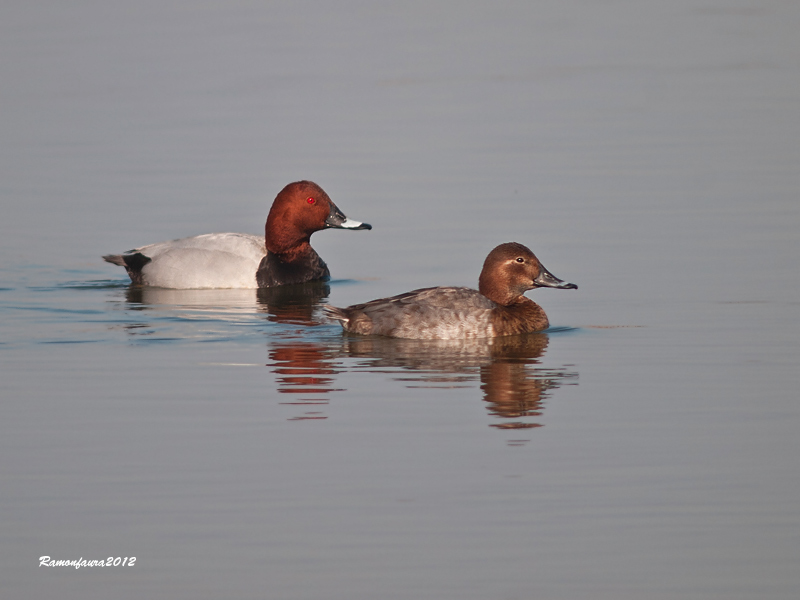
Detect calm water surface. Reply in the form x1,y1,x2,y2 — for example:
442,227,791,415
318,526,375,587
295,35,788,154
2,2,799,599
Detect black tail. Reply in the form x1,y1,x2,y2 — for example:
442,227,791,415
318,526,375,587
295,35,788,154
102,252,151,285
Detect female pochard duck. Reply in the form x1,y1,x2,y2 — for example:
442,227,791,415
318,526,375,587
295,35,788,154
103,181,371,288
325,242,576,339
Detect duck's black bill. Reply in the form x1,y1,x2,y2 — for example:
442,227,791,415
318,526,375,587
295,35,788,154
325,203,372,230
534,266,578,290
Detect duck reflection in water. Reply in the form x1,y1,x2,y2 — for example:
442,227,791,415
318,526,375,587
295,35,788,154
257,282,343,420
120,284,577,430
123,279,331,325
266,340,343,420
256,280,330,325
335,332,577,430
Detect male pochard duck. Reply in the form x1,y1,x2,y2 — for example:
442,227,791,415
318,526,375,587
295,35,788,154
325,242,576,339
103,181,371,288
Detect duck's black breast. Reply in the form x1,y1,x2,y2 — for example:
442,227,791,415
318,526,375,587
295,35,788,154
256,249,330,288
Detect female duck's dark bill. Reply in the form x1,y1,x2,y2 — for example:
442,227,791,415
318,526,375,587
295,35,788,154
534,266,578,289
325,202,372,230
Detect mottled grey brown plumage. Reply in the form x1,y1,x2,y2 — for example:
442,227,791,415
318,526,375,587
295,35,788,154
325,242,576,339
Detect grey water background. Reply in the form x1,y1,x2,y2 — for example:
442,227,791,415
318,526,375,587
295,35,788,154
2,1,799,598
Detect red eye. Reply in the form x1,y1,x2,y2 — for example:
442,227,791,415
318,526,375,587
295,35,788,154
307,197,316,204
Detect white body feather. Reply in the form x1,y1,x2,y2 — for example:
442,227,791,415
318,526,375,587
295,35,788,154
128,233,266,289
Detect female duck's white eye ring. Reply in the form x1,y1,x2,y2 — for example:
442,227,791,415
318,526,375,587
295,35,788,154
515,257,525,263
